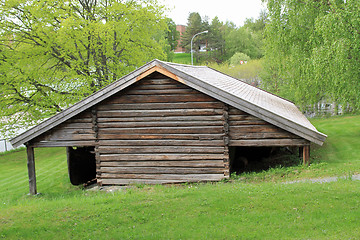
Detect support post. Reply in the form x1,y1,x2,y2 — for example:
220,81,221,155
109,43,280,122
222,104,230,178
302,145,310,166
26,145,37,195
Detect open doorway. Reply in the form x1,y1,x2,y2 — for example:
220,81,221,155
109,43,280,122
66,146,96,185
229,146,300,174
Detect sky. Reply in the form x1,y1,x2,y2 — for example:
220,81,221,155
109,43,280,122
160,0,266,27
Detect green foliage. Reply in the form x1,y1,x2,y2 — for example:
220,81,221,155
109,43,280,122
262,0,360,112
0,0,168,135
229,52,251,65
180,12,204,52
225,24,264,60
180,12,265,65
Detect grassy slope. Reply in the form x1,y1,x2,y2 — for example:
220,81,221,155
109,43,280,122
172,53,191,64
0,115,359,239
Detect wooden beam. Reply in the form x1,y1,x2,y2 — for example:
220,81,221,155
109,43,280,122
223,104,230,178
302,145,310,166
26,146,37,195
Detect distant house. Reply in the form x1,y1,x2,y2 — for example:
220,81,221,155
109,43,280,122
175,25,186,53
11,60,327,195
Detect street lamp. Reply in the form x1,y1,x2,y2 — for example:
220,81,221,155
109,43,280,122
191,30,208,65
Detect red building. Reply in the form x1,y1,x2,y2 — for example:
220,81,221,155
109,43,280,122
174,25,186,53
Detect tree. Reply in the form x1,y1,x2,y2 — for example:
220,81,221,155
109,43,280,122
262,0,360,113
180,12,204,53
207,17,226,62
0,0,167,135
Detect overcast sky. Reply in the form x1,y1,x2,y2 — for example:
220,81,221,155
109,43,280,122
160,0,266,27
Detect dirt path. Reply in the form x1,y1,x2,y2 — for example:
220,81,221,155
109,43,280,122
285,174,360,184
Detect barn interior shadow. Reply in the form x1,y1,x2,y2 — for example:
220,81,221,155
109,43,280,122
229,146,301,175
67,146,96,185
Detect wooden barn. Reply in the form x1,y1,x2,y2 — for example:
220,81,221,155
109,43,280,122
11,59,327,195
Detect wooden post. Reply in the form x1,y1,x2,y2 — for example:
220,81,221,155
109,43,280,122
26,145,37,195
302,145,310,166
223,104,230,178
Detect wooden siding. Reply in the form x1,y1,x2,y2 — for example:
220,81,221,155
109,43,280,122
96,77,228,185
31,110,97,147
228,107,309,146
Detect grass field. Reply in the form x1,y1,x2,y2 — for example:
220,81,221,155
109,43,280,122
172,53,191,64
0,115,359,239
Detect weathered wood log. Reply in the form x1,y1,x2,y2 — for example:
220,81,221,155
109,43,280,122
229,120,268,126
126,88,198,95
97,109,224,118
26,146,37,195
97,115,224,122
97,133,224,140
101,177,223,185
98,126,224,135
30,140,97,148
97,121,223,128
229,125,285,133
229,139,309,146
96,102,223,111
100,166,225,174
229,132,300,140
97,146,225,154
100,153,224,161
100,160,225,168
302,145,310,166
101,173,225,181
53,123,93,129
97,139,224,146
105,94,214,104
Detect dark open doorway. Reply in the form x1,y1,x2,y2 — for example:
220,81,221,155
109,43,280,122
229,146,300,174
66,146,96,185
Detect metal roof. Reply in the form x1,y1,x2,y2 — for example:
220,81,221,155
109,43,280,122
11,59,327,147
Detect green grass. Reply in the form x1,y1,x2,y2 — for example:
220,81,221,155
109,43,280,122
172,53,191,64
0,115,359,239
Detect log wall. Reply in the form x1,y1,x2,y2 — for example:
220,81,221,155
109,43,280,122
228,107,309,146
29,73,310,186
31,110,96,147
95,76,228,185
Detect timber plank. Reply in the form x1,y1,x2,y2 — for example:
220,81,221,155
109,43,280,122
97,109,224,118
100,160,225,168
97,146,224,154
101,174,224,181
97,115,224,122
54,123,93,129
229,125,285,133
97,133,224,140
229,120,268,126
229,132,300,140
126,88,198,95
30,140,97,147
229,115,261,121
100,167,225,174
97,121,223,128
96,102,223,110
229,139,309,146
105,94,214,104
98,140,223,146
98,126,224,134
100,154,224,161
